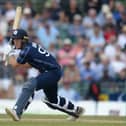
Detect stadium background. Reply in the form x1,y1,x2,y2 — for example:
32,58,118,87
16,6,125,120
0,0,126,108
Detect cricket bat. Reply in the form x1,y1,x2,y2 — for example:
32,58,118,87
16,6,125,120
4,6,22,65
13,6,22,29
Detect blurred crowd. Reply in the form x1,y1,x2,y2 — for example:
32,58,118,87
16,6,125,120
0,0,126,101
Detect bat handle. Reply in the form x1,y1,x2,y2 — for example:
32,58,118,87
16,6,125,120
2,54,8,66
5,61,8,66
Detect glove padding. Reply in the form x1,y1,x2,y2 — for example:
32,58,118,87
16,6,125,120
8,49,21,58
3,49,21,66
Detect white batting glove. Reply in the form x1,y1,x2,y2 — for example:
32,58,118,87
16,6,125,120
8,49,21,58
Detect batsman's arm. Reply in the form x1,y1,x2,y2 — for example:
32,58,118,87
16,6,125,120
8,55,31,68
7,49,31,69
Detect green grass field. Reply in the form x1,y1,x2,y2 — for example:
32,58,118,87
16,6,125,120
0,114,126,126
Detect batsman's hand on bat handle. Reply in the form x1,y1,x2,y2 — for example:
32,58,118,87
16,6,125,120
3,50,13,66
3,48,21,66
3,53,9,66
2,38,15,66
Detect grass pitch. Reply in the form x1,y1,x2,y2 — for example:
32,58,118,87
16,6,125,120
0,114,126,126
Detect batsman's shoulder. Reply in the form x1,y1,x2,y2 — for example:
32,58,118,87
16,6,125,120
20,46,31,56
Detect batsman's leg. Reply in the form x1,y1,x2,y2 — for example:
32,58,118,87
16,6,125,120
23,93,34,111
5,78,37,121
43,88,84,121
36,69,84,120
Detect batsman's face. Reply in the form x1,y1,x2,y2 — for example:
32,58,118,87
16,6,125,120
13,39,22,49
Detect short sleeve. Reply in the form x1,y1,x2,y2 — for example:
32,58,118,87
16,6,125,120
17,47,30,64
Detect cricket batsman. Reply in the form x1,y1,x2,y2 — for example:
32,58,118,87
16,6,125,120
5,29,84,121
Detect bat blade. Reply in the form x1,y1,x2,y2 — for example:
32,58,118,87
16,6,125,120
13,6,22,29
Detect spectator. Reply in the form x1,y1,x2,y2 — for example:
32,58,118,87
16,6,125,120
62,60,81,84
20,7,35,31
49,0,61,21
108,0,115,12
68,14,85,41
75,36,91,68
80,58,95,83
103,24,116,43
4,1,15,30
83,8,99,36
113,2,125,24
100,54,115,79
0,74,14,99
116,68,126,101
59,62,81,101
84,0,102,13
36,19,59,49
116,10,126,32
88,23,105,51
97,4,111,26
110,54,126,74
24,0,36,17
57,38,76,67
58,81,81,101
0,12,8,37
87,81,101,101
104,35,117,60
54,10,69,39
48,43,57,57
105,12,116,25
41,5,52,21
117,25,126,49
65,0,82,23
116,68,126,82
72,35,88,55
91,52,104,81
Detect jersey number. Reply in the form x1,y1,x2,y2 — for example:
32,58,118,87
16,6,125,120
32,43,50,57
38,47,50,57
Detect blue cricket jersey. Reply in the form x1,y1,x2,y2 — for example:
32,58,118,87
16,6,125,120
17,42,61,72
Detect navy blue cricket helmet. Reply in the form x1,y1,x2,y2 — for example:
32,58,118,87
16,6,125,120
10,29,29,46
12,29,28,40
